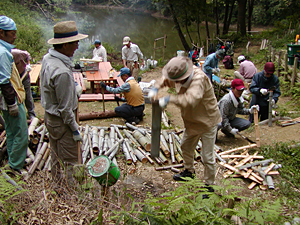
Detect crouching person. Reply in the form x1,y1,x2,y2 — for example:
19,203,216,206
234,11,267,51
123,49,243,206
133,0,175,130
100,67,145,124
218,79,259,138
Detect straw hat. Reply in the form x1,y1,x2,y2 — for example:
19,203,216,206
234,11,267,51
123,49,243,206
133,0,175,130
162,56,193,81
47,21,88,45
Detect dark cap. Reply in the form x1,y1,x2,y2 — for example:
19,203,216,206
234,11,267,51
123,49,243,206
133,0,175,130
231,79,245,91
264,62,275,74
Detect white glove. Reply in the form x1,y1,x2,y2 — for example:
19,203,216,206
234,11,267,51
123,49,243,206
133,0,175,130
212,68,217,74
270,99,276,107
148,87,158,101
25,64,31,72
8,103,19,117
260,88,268,95
249,105,260,114
230,128,239,136
216,68,221,73
158,96,170,109
72,130,83,142
75,82,82,98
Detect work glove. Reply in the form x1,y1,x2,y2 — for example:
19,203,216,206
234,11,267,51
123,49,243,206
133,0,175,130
230,128,239,136
249,105,260,114
216,68,221,73
212,68,217,74
270,99,276,107
115,96,126,102
8,103,19,117
72,130,83,142
148,87,158,101
25,64,31,72
158,96,170,109
260,88,268,95
75,82,82,98
100,81,106,89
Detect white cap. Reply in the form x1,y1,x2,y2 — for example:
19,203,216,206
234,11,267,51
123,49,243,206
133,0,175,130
123,36,131,45
238,55,245,63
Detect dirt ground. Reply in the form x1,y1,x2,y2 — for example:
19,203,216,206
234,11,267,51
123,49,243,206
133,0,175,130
8,46,300,224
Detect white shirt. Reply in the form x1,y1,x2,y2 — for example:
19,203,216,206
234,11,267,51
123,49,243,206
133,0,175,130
122,43,143,62
92,45,107,62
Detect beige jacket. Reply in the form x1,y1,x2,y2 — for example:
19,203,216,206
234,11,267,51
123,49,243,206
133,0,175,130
156,66,221,135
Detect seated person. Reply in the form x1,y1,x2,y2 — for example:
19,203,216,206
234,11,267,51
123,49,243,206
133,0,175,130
100,68,144,124
218,79,259,137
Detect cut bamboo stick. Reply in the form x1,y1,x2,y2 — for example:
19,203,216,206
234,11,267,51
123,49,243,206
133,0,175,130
253,108,261,147
28,117,39,139
219,144,257,155
221,155,264,159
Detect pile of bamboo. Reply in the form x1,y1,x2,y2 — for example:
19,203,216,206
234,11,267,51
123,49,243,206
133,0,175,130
217,144,281,190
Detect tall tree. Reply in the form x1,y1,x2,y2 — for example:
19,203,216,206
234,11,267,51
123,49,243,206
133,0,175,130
237,0,247,36
247,0,254,32
222,0,236,35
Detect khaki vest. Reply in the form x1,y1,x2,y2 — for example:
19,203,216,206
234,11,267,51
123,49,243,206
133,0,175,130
124,79,144,107
10,62,25,103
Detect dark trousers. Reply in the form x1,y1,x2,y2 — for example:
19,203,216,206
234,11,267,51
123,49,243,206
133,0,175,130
249,94,269,123
115,103,144,122
218,117,251,136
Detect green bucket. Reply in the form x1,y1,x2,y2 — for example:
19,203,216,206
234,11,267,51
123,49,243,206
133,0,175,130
87,156,120,186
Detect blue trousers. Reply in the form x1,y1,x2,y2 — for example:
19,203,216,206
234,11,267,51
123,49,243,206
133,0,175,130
115,103,144,122
3,102,28,170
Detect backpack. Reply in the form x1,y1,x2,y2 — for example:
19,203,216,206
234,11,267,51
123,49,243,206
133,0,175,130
222,55,234,69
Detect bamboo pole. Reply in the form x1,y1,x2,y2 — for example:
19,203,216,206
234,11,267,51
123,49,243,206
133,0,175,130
134,148,148,163
37,147,51,170
155,163,184,171
160,134,170,157
122,141,133,165
87,133,94,160
35,126,47,156
109,126,115,145
138,146,154,164
168,133,176,164
33,124,44,138
28,142,48,176
83,124,89,144
132,130,151,152
219,144,257,155
98,128,105,154
124,138,137,163
92,127,99,154
125,122,146,136
28,117,39,139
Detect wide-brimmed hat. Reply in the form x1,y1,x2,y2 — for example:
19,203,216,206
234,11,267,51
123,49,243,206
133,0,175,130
123,36,131,45
162,56,194,81
47,21,88,45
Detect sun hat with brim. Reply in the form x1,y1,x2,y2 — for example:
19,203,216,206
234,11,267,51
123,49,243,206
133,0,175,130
47,21,88,45
231,79,245,91
162,56,194,81
117,67,131,77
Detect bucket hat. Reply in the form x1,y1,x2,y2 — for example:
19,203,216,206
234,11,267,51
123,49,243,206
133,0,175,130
162,56,194,81
123,36,131,45
216,49,225,59
47,21,88,45
0,16,16,31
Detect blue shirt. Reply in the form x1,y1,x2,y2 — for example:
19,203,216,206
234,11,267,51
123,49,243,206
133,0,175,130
106,77,134,94
203,53,219,76
0,39,15,85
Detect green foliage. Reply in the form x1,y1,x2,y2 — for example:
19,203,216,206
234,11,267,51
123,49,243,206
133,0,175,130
110,179,284,224
260,142,300,199
0,169,26,224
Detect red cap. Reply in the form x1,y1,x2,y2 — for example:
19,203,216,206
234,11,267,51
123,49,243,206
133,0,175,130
231,79,245,90
264,62,275,74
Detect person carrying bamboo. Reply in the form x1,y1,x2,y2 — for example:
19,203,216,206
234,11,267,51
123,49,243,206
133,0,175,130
0,16,28,174
148,56,221,192
40,21,88,187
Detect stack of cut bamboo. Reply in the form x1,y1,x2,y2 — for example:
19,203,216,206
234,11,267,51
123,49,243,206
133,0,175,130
217,144,281,190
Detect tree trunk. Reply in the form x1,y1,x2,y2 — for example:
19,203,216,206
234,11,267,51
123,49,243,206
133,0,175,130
237,0,247,36
223,0,230,35
167,0,190,52
204,1,210,39
247,0,254,32
214,0,220,36
222,0,236,35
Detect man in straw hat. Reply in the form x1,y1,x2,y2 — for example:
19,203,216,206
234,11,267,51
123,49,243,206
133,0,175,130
122,36,144,81
0,16,28,175
40,21,88,186
148,56,221,195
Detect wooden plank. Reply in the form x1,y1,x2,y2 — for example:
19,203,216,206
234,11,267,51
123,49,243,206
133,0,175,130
30,64,42,85
78,93,121,102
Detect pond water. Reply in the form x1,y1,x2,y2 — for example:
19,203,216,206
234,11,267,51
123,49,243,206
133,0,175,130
61,7,212,61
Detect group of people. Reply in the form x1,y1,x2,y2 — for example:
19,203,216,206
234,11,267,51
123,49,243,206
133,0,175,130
1,16,281,196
